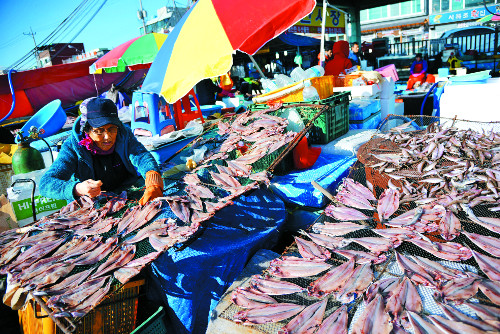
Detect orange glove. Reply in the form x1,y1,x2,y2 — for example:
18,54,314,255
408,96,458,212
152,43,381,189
139,171,164,205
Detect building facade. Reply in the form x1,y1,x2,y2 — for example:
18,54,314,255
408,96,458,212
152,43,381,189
361,0,499,43
429,1,500,39
139,6,189,35
360,0,428,43
38,43,85,67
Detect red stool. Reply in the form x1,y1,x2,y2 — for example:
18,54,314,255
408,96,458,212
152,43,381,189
171,89,205,130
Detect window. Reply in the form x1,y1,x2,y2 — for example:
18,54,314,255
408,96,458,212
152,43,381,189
452,0,463,10
413,0,422,12
441,0,450,11
368,6,388,20
401,1,412,15
360,10,368,21
390,3,400,16
432,0,441,12
465,0,494,8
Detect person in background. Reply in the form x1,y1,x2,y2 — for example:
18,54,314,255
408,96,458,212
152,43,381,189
348,42,361,66
238,77,262,100
446,52,463,75
103,84,126,110
40,98,163,205
317,42,333,66
194,78,222,105
407,53,435,90
324,41,354,76
218,71,236,98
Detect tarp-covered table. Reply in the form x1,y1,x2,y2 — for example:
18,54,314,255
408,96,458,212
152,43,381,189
147,188,287,334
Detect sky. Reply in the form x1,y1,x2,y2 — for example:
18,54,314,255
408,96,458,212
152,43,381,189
0,0,190,69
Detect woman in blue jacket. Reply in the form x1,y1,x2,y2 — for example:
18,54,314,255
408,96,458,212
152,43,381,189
40,98,163,205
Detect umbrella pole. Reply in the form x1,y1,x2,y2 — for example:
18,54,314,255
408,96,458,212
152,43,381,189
319,0,327,67
248,55,266,78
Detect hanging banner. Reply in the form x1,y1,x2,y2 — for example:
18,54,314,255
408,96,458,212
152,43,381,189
430,5,499,25
289,6,345,34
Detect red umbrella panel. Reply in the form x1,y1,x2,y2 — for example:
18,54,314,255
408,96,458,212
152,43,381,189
141,0,316,103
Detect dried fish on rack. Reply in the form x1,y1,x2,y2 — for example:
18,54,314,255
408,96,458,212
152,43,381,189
231,287,277,309
351,294,393,334
315,305,348,334
278,299,327,334
268,256,332,278
233,303,305,325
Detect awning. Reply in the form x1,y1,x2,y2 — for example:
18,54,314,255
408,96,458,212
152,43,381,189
278,32,321,47
362,17,428,34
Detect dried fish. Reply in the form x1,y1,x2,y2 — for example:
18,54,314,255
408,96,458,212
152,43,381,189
231,287,277,309
294,236,331,260
463,232,500,258
279,299,327,334
250,275,304,295
312,222,367,237
268,256,332,278
377,188,400,221
351,294,393,334
478,280,500,305
307,258,355,298
315,305,348,334
234,303,305,325
324,205,370,221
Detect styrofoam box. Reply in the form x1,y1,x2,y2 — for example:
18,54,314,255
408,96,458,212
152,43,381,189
380,77,395,99
385,102,404,130
332,83,381,98
380,94,396,121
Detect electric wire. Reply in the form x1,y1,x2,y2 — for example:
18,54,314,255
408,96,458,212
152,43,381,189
11,0,96,70
49,0,109,63
8,0,94,70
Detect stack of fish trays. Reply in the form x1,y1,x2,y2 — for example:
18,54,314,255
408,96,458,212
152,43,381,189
249,91,351,145
18,279,145,334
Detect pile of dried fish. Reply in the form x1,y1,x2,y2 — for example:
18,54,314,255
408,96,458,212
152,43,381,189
0,195,195,318
368,122,500,212
0,106,300,321
162,105,297,225
230,176,500,333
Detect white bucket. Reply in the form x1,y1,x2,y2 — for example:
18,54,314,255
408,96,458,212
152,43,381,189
456,67,467,76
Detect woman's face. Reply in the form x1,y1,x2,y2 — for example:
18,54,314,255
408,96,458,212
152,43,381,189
88,123,118,151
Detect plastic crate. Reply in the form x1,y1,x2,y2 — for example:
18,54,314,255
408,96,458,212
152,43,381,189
333,74,363,87
252,75,335,104
130,307,167,334
248,92,350,145
18,279,144,334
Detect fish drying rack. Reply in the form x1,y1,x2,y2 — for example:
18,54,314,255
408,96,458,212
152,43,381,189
217,115,500,334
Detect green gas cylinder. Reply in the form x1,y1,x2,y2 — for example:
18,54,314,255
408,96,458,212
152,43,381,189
12,142,45,175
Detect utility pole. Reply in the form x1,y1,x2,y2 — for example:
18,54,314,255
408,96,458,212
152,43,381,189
24,27,41,68
138,0,147,35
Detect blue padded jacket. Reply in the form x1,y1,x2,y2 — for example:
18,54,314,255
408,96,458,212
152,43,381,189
39,117,159,202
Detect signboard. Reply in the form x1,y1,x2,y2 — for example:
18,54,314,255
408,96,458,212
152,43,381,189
289,6,345,34
430,5,499,25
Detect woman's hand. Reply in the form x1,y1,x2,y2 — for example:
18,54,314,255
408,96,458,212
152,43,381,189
74,179,103,198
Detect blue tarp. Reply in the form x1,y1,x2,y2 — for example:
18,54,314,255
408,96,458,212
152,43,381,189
270,154,356,209
148,188,287,334
284,209,321,233
278,33,321,47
